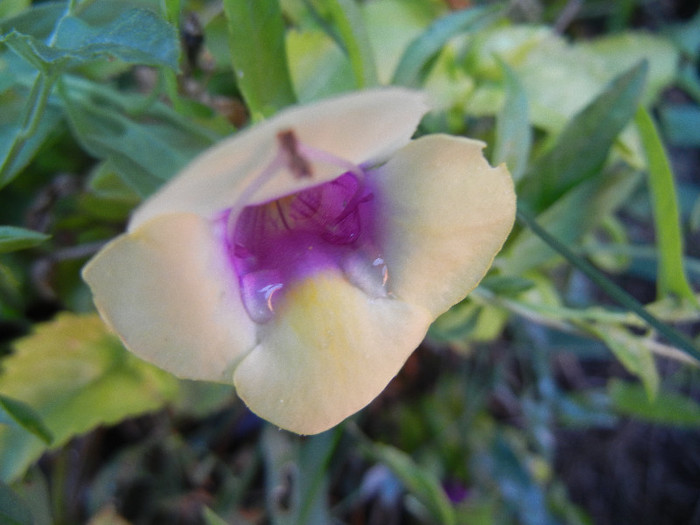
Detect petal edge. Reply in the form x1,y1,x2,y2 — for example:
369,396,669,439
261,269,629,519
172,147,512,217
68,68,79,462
232,271,432,434
83,213,255,382
374,135,516,316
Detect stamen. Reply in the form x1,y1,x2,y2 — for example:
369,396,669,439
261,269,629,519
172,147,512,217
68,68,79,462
225,127,364,239
296,142,365,180
277,130,313,178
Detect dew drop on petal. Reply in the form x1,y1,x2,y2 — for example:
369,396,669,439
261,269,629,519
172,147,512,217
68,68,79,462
341,252,389,299
239,270,284,323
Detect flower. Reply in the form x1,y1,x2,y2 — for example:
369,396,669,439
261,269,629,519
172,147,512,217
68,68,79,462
83,88,516,435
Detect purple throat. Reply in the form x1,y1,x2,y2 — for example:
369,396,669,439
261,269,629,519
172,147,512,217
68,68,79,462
225,172,388,323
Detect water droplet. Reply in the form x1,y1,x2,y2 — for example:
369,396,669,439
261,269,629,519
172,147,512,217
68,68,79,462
342,251,389,298
239,270,284,323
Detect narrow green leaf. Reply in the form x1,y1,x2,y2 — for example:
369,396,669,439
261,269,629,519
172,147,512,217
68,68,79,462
0,313,179,482
635,106,698,305
223,0,296,119
371,443,456,525
53,8,180,69
324,0,378,88
520,61,648,212
392,6,498,87
286,28,355,102
1,9,179,76
0,394,53,444
0,226,49,254
492,59,531,182
589,326,659,399
0,481,32,525
516,208,700,363
609,379,700,427
504,167,640,274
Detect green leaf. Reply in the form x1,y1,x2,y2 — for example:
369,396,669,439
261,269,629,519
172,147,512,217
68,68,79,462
223,0,296,119
635,107,698,305
60,78,216,197
0,2,65,40
519,61,648,213
0,226,49,254
160,0,182,26
0,313,179,482
668,10,700,60
0,104,64,189
480,275,535,296
580,32,678,104
1,8,179,76
361,0,439,85
0,0,30,20
286,28,354,102
609,379,700,427
54,8,180,68
504,167,640,274
324,0,378,88
370,443,456,525
492,59,531,182
392,5,498,87
590,325,659,399
0,394,53,444
0,481,32,525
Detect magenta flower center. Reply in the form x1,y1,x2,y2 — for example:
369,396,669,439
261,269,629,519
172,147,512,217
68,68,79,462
227,172,388,323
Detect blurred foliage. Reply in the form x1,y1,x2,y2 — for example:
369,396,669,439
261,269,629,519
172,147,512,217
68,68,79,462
0,0,699,523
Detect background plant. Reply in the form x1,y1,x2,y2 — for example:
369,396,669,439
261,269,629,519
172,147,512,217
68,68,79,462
0,0,698,523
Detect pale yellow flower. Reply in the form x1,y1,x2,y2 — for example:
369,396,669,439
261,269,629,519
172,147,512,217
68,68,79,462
83,88,515,434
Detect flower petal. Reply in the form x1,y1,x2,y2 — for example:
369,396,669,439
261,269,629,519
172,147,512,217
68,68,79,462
131,88,428,230
82,213,255,381
232,271,432,435
373,135,516,316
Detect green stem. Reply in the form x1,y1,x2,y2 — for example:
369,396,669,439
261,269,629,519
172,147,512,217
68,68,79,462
20,74,54,139
516,207,700,361
0,73,56,183
159,0,186,114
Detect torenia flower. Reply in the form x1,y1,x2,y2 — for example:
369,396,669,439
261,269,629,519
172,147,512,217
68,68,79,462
83,88,515,435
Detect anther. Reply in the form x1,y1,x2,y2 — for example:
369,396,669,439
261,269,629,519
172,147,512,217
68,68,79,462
277,129,313,178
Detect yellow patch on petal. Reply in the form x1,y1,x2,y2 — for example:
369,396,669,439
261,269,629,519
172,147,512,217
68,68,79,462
232,271,432,435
